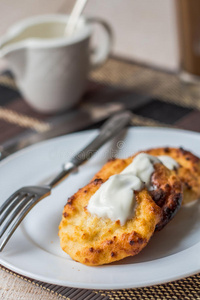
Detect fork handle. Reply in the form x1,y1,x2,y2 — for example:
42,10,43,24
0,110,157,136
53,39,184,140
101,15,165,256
48,111,131,188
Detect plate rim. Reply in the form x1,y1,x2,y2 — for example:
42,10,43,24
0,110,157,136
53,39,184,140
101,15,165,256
1,242,200,290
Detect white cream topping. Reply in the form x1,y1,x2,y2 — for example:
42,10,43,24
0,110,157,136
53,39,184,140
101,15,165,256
87,153,178,225
87,174,144,225
157,155,179,170
121,153,160,188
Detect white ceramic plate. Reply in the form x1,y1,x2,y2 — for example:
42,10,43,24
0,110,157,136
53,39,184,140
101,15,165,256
0,127,200,290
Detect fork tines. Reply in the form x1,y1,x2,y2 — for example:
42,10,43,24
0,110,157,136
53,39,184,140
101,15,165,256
0,191,36,251
0,186,50,251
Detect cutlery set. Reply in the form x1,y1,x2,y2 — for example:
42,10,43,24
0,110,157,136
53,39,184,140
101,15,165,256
0,111,131,251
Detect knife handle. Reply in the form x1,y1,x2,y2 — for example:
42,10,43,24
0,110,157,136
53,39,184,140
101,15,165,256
48,111,131,188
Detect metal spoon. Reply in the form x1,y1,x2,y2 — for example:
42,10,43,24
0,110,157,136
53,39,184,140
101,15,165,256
65,0,88,36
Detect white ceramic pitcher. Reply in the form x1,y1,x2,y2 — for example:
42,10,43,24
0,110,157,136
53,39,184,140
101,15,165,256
0,15,112,113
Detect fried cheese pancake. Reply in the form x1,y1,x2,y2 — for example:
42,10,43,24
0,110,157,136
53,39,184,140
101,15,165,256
59,157,182,266
140,147,200,205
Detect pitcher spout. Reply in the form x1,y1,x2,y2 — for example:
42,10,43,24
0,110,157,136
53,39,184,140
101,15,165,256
0,36,11,58
0,32,26,58
0,31,27,80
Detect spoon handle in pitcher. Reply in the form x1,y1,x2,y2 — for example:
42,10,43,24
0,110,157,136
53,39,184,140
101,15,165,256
65,0,88,36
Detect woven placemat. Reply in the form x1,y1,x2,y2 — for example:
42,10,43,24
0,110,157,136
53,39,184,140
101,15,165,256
0,58,200,299
1,265,200,300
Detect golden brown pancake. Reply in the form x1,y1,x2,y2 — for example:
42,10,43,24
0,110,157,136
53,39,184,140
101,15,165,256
140,147,200,205
59,156,182,266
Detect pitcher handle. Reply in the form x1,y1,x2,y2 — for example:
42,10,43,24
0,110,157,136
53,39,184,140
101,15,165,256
88,17,113,70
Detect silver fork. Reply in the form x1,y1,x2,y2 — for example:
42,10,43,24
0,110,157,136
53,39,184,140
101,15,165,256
0,111,131,251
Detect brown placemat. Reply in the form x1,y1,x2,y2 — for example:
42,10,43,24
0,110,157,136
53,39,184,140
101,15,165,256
0,57,200,299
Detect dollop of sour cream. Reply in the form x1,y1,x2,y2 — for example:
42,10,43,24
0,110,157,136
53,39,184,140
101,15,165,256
157,155,179,170
87,153,178,225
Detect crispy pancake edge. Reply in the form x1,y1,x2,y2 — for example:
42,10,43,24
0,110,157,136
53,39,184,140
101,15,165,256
141,147,200,205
